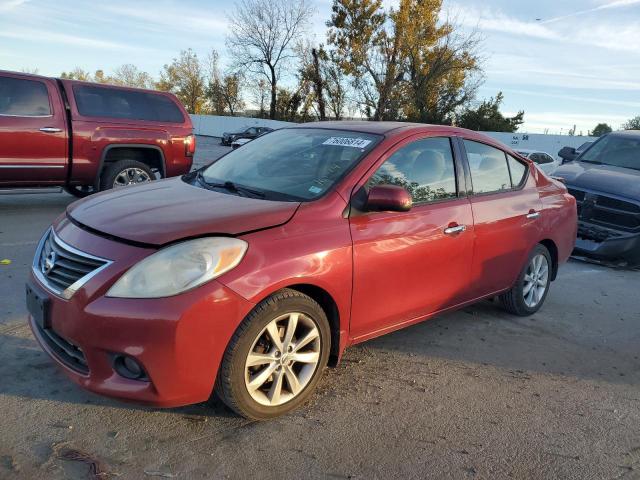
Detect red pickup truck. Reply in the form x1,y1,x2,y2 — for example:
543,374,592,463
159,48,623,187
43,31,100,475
0,70,195,197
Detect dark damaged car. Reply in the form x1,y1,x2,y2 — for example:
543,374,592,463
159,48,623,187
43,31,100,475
221,126,273,146
553,130,640,266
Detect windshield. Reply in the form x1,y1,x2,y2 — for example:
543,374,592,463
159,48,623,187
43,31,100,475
578,134,640,171
202,128,381,201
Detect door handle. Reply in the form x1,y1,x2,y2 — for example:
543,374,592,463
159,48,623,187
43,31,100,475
39,127,62,133
444,224,466,235
526,211,540,219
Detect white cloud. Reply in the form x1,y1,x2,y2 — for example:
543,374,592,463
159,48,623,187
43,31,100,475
0,28,140,51
101,4,228,34
0,0,28,12
542,0,640,23
502,89,640,109
455,6,560,40
450,2,640,55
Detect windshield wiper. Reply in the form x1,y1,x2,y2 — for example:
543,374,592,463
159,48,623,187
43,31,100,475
198,175,266,199
580,159,603,165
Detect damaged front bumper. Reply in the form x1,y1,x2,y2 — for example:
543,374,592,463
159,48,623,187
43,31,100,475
575,222,640,266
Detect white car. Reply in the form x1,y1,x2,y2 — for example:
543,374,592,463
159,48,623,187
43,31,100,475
231,137,253,149
516,149,561,175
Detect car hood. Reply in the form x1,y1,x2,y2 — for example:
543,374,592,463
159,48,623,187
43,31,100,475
66,178,300,246
553,161,640,199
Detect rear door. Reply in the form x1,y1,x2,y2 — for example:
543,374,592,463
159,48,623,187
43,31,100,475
349,135,475,340
0,73,68,185
459,138,542,298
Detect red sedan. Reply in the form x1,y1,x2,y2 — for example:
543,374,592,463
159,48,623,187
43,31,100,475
27,122,577,419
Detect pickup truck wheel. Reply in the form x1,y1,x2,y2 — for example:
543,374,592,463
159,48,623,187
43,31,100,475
63,185,96,198
100,160,154,191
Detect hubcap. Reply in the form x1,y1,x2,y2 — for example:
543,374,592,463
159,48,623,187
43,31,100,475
244,312,321,407
523,254,549,308
113,168,152,188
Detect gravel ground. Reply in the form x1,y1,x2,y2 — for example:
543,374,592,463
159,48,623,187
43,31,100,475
1,138,639,479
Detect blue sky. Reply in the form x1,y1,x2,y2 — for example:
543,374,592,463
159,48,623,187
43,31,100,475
1,0,639,134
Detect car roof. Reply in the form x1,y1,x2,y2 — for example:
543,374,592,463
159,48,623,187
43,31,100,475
291,120,495,137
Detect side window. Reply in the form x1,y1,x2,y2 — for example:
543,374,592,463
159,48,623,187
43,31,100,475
247,127,258,135
507,154,528,187
540,154,554,164
73,85,184,123
0,76,51,116
463,140,512,194
367,137,458,204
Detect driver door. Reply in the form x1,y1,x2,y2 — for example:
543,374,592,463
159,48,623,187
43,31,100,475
349,136,475,340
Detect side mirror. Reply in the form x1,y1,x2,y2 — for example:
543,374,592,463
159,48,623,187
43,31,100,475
365,185,412,212
558,146,577,162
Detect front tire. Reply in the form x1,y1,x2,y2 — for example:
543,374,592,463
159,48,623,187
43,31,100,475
499,244,552,316
216,289,330,420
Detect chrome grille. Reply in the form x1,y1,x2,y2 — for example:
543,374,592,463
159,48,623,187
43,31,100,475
33,228,111,299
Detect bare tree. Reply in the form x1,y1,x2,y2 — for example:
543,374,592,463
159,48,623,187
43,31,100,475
227,0,313,119
206,49,245,116
250,79,270,118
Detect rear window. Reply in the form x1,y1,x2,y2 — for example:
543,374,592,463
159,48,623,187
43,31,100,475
0,76,51,116
73,85,184,123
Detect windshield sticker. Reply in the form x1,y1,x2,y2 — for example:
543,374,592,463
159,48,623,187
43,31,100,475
322,137,372,149
308,186,323,194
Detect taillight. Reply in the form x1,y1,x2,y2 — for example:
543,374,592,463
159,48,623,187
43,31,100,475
185,135,196,157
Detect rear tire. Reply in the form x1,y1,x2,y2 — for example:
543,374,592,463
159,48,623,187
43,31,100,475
99,160,154,191
63,185,96,198
499,244,552,316
216,289,330,420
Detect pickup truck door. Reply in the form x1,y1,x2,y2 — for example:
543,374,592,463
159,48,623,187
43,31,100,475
0,73,68,185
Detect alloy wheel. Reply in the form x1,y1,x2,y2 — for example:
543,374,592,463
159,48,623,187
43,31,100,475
523,253,549,308
113,168,152,187
244,312,321,407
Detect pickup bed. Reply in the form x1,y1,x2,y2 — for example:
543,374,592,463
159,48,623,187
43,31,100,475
0,70,195,197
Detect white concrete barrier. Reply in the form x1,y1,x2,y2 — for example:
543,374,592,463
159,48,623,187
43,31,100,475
483,132,597,159
190,114,292,137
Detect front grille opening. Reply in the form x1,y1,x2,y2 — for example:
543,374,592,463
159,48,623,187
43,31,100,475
597,196,640,214
35,229,108,296
592,211,640,230
568,188,586,202
35,322,89,374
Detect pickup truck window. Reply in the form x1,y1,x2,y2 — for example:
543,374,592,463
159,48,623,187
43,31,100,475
0,76,51,117
73,85,184,123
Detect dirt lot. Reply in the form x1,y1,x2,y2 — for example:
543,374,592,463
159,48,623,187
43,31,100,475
1,137,639,479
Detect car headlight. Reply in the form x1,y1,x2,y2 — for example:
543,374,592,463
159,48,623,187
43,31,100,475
106,237,248,298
